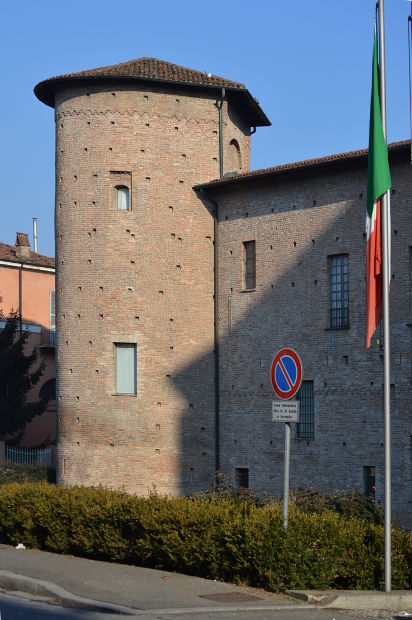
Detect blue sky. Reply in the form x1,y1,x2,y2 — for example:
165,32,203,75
1,0,410,258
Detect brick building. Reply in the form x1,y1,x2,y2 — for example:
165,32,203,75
0,233,56,460
35,58,411,526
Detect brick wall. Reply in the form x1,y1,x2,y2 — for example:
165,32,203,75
213,152,412,528
54,81,250,494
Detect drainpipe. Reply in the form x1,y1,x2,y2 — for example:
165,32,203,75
250,126,256,135
198,188,220,474
18,266,22,335
217,88,225,178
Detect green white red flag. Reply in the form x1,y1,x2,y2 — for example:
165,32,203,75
366,24,391,349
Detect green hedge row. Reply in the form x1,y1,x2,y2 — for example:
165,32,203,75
0,482,410,591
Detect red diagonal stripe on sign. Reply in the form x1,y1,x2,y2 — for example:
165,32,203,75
278,357,294,390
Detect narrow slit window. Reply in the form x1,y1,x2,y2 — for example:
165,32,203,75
115,343,137,394
117,186,130,211
243,240,256,290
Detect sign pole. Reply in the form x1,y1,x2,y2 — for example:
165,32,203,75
283,422,291,529
271,348,303,531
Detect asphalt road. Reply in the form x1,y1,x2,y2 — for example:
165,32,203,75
0,591,408,620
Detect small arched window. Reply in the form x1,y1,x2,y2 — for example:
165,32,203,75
228,139,241,173
116,186,130,211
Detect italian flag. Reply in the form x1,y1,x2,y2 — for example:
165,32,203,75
365,25,391,350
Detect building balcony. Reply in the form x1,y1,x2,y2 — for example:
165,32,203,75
40,328,55,348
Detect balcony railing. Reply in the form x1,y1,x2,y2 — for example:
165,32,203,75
40,328,55,347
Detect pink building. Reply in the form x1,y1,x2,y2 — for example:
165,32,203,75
0,233,56,462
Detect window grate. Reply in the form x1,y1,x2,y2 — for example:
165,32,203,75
297,381,314,439
329,254,349,328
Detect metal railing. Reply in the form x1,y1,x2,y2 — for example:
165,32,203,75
5,445,52,467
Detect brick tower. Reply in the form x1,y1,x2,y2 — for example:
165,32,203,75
34,58,269,494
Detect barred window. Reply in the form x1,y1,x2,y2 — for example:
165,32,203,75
243,240,256,290
329,254,349,328
297,381,314,439
235,467,249,488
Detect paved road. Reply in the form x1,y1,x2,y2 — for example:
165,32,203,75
0,591,409,620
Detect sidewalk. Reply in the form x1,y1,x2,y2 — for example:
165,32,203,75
0,543,411,615
0,544,302,615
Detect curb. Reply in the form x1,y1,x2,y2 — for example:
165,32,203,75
0,570,138,615
287,589,412,611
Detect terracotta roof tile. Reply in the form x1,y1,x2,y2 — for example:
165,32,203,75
48,57,246,90
195,139,410,190
0,241,55,269
34,57,270,126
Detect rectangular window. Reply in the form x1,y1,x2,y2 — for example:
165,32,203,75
50,289,56,346
243,240,256,290
115,343,137,395
363,466,376,499
50,289,55,330
235,467,249,489
329,254,349,328
297,381,314,439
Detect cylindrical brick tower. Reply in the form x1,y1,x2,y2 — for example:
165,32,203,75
34,58,269,494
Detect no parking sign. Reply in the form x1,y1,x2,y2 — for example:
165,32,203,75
271,348,302,400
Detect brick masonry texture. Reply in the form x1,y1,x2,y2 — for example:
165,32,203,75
54,81,250,495
208,150,412,529
41,61,411,529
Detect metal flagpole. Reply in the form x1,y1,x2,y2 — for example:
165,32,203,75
377,0,391,593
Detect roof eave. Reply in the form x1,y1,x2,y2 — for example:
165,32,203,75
194,140,410,192
34,74,271,126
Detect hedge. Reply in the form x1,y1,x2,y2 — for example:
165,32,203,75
0,482,410,591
